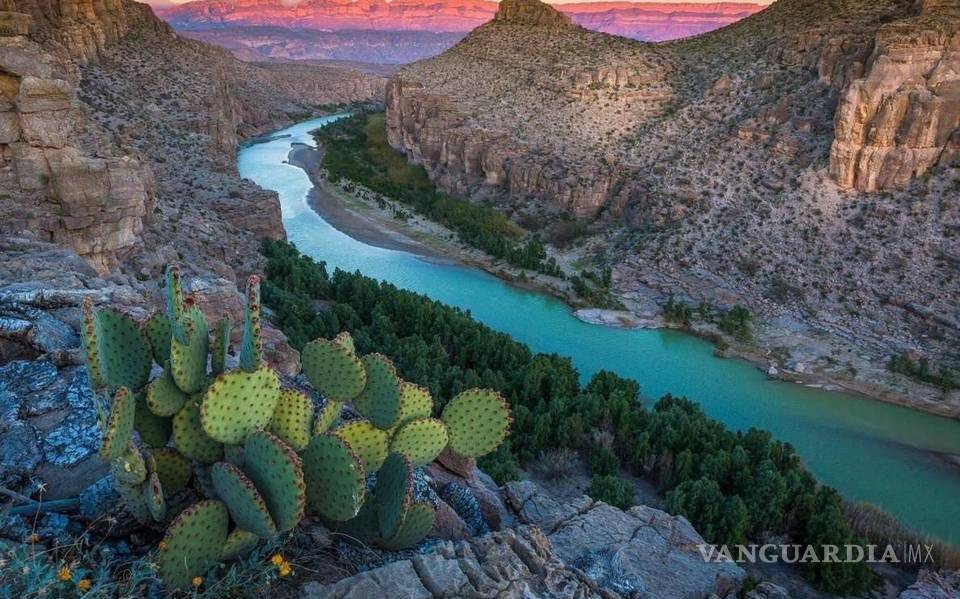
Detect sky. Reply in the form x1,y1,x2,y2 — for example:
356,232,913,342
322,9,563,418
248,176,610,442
155,0,777,5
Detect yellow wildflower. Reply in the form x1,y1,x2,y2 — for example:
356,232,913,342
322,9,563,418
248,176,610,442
158,541,168,550
191,576,203,588
77,579,92,593
278,562,292,577
57,566,72,582
270,553,284,567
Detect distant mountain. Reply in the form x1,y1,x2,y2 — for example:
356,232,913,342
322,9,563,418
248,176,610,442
158,0,766,40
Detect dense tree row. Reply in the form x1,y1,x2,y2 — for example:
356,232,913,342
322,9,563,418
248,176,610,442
261,240,875,595
314,114,562,276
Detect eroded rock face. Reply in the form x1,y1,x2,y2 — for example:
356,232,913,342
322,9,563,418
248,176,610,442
0,35,154,274
899,569,960,598
829,2,960,192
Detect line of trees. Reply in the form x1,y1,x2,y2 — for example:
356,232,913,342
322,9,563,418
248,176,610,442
314,113,562,277
261,239,875,595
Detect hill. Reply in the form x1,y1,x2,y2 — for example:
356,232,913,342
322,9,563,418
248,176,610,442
386,0,960,410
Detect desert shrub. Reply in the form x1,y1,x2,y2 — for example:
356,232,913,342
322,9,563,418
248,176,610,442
537,448,579,480
589,446,620,477
587,475,635,509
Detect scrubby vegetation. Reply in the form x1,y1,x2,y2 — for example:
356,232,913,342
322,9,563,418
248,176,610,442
887,353,959,391
262,239,884,595
663,295,753,341
314,113,562,277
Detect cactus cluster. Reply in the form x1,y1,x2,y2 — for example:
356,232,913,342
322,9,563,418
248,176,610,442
84,265,512,589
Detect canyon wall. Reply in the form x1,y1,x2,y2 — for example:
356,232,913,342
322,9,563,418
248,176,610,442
829,1,960,191
0,15,155,273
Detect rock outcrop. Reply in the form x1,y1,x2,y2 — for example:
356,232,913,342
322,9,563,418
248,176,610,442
899,569,960,598
829,1,960,191
0,33,154,274
303,479,746,599
494,0,573,27
386,0,960,396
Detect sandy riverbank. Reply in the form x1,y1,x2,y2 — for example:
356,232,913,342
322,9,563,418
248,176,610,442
287,143,960,421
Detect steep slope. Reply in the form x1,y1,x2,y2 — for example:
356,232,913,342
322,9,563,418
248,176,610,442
387,0,960,409
1,0,385,277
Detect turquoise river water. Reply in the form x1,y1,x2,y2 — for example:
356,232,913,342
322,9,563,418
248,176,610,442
238,115,960,544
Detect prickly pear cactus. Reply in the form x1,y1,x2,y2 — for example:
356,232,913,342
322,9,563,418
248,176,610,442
269,388,314,451
173,401,223,464
375,453,413,540
378,501,435,551
151,447,192,494
99,387,135,460
441,389,512,458
146,368,187,417
312,399,342,435
221,528,259,561
301,433,366,521
200,365,280,444
211,461,277,539
239,275,262,372
81,298,106,390
111,443,147,485
134,394,173,448
395,382,434,429
144,472,166,522
333,419,389,472
157,500,229,590
145,312,172,366
354,354,401,429
87,306,152,391
301,338,366,402
169,305,209,394
211,317,231,376
242,431,305,533
390,418,448,468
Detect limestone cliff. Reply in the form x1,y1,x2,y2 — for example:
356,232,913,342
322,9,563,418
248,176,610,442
0,0,386,276
829,1,960,191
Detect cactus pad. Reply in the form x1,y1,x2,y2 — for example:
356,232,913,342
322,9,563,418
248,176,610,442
211,317,231,376
173,402,223,463
116,480,151,523
354,354,402,429
99,387,135,460
81,298,105,390
301,434,365,521
337,499,379,543
92,308,152,391
378,501,435,551
333,420,389,472
221,528,260,561
145,472,167,522
146,367,188,417
239,275,262,371
375,452,413,539
391,418,448,467
242,431,305,533
170,306,209,394
441,389,512,458
332,331,356,355
301,338,366,402
200,365,280,444
211,461,277,539
157,500,229,590
135,394,172,448
111,443,147,485
145,312,172,366
312,400,342,435
165,265,185,338
151,448,192,494
269,388,314,451
396,383,434,429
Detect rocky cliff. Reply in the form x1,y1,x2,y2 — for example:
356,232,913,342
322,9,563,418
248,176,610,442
386,0,960,407
829,0,960,191
0,0,385,278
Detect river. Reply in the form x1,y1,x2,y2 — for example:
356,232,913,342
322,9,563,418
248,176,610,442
238,115,960,544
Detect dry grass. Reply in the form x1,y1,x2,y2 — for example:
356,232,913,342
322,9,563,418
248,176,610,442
844,501,960,571
535,448,580,480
